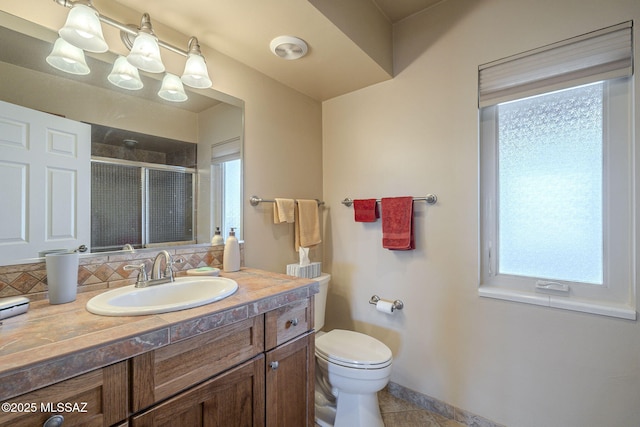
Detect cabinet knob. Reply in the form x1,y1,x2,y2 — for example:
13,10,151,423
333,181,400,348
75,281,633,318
288,318,299,327
43,415,64,427
270,361,279,370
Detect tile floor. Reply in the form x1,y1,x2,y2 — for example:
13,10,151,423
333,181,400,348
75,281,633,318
378,389,466,427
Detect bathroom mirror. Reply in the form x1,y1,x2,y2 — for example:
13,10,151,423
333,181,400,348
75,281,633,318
0,11,244,266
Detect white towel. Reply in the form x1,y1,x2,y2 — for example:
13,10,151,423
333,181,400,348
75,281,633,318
274,198,295,224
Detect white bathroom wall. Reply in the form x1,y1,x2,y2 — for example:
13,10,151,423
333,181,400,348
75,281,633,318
322,0,640,426
197,103,244,244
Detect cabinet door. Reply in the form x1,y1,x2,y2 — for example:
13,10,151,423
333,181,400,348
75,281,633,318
0,361,128,427
265,331,314,427
131,356,265,427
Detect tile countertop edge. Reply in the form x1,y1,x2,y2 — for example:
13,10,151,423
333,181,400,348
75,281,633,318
0,268,319,401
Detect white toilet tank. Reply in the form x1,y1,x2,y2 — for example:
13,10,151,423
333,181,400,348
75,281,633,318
314,273,330,331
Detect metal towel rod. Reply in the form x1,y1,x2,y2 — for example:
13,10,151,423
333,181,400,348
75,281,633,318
342,194,437,207
250,195,325,206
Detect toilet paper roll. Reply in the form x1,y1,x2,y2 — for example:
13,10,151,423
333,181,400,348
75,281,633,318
376,300,395,314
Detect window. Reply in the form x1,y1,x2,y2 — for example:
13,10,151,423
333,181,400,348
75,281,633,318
478,22,635,319
211,137,242,239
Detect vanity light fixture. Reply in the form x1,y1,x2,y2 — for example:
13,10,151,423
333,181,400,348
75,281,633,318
181,37,212,89
46,37,91,75
270,36,308,60
58,1,108,53
51,0,213,101
108,56,144,90
158,73,188,102
125,13,164,73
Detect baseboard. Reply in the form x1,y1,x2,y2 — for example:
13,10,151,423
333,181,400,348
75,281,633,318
386,382,505,427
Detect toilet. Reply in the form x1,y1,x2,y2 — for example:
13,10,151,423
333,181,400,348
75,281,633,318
314,274,393,427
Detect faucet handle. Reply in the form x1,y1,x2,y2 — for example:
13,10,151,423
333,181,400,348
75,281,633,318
124,263,148,283
165,257,185,279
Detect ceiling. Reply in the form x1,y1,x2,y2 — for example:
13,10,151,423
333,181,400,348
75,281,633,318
107,0,442,101
374,0,443,23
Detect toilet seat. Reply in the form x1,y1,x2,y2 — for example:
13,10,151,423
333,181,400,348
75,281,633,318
315,329,392,369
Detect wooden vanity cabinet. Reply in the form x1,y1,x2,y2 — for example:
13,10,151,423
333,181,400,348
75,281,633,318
265,332,315,426
130,356,265,427
0,294,316,427
0,361,128,427
129,296,315,427
130,316,264,413
264,298,315,426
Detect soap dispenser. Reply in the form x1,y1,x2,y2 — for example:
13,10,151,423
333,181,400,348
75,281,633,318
211,227,224,246
223,228,240,272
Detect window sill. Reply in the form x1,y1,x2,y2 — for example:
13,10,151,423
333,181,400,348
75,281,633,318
479,286,636,320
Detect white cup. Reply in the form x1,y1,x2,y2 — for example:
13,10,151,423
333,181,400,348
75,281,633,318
45,252,79,304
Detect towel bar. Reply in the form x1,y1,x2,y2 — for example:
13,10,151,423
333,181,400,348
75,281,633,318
250,195,325,206
342,194,437,207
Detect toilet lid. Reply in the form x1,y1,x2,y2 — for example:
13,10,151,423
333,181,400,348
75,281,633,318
315,329,392,368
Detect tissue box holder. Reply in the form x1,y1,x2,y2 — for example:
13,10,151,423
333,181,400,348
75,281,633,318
287,262,321,278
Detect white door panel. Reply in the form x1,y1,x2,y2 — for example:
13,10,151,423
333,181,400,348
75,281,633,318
0,100,90,262
0,161,27,243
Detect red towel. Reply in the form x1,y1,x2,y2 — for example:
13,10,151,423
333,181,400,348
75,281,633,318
353,199,379,222
381,197,414,250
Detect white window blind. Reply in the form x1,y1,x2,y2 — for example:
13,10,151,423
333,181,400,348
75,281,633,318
211,137,241,164
478,21,632,107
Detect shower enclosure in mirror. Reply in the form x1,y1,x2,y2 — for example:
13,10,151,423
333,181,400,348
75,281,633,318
91,161,196,252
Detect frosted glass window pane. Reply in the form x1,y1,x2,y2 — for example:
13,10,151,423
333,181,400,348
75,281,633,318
497,83,603,284
223,159,242,238
148,169,194,243
91,162,142,250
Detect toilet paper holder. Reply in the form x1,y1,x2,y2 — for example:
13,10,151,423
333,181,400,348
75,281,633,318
369,295,404,311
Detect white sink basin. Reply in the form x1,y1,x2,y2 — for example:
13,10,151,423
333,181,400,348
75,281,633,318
86,276,238,316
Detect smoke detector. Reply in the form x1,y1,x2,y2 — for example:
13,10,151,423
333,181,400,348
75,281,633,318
270,36,308,60
123,139,139,148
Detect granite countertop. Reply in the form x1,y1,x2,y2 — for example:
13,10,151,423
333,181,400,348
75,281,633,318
0,268,318,401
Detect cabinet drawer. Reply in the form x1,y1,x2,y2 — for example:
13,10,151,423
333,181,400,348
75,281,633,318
265,298,313,350
0,361,128,427
131,315,264,412
131,356,265,427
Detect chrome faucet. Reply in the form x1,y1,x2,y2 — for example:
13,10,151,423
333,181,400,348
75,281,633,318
152,250,174,281
124,250,183,288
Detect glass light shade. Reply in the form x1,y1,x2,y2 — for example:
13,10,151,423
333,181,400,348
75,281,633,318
58,4,108,53
158,73,188,102
108,56,143,90
46,37,90,75
181,54,212,88
127,32,165,73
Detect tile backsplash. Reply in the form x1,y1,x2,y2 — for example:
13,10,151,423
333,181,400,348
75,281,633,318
0,243,243,301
